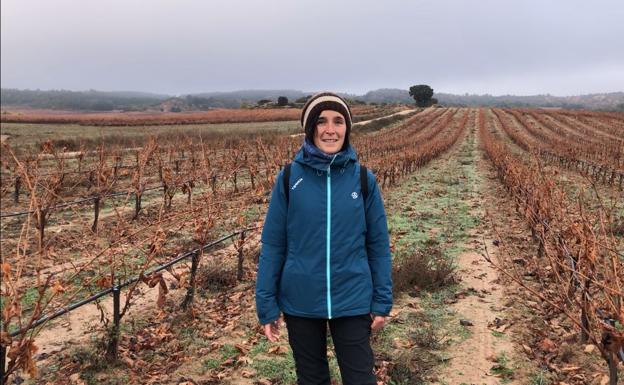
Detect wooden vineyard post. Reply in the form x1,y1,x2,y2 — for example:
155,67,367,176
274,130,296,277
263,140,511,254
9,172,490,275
14,176,20,203
607,352,618,385
250,171,255,190
182,251,200,309
237,231,246,281
133,189,142,220
580,290,590,343
185,182,193,205
92,196,101,233
106,285,121,361
36,208,47,253
162,183,169,208
211,175,217,196
1,342,6,383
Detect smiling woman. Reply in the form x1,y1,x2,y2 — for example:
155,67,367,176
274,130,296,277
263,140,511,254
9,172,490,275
313,110,346,153
255,92,393,385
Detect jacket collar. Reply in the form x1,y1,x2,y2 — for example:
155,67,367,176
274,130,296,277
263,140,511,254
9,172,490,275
294,138,358,172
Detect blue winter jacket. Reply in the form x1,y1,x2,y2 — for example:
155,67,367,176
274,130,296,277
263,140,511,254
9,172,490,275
255,143,393,324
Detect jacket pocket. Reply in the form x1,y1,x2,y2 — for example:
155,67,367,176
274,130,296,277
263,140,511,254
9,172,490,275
279,258,326,315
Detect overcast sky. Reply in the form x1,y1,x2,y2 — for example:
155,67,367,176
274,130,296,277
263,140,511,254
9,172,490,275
2,0,623,96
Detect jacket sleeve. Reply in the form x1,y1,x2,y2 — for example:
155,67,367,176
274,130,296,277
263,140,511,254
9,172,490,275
365,168,393,316
255,169,288,325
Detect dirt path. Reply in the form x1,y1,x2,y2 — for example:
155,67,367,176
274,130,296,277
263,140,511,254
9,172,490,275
432,125,524,384
355,108,418,126
435,239,520,384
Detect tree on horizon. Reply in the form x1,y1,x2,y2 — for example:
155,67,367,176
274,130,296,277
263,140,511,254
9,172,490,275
409,85,434,107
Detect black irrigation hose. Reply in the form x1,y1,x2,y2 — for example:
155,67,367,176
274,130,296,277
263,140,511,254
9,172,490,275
7,227,256,338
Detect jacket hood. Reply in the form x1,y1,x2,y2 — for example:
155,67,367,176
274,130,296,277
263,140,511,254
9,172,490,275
294,139,358,172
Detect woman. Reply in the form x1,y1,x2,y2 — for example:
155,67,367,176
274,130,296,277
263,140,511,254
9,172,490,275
255,92,393,385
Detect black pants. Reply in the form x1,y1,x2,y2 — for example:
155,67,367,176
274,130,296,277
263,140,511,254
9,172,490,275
283,313,376,385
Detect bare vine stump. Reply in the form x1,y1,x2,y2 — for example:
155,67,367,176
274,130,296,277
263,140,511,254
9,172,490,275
14,176,20,203
106,286,121,361
182,252,200,309
36,208,48,252
133,193,142,220
237,232,246,281
607,352,618,385
92,196,101,232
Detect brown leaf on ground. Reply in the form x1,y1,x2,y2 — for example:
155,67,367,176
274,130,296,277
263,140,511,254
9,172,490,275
267,345,289,355
52,280,66,294
522,344,533,354
393,337,413,349
157,277,169,308
538,338,557,352
237,355,252,365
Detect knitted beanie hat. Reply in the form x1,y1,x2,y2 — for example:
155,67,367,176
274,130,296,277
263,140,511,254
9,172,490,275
301,92,352,150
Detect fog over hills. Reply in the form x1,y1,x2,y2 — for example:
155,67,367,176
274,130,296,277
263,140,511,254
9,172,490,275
2,88,623,112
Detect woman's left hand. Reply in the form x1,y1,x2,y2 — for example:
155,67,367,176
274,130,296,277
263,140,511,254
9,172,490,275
371,315,386,332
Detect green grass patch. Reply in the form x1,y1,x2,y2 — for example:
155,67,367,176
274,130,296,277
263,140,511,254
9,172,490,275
251,352,298,384
490,352,515,383
491,330,505,338
528,369,555,385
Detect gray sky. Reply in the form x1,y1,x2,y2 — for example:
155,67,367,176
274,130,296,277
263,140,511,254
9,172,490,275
2,0,623,96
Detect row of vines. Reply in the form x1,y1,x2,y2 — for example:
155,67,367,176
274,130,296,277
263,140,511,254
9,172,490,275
478,109,623,384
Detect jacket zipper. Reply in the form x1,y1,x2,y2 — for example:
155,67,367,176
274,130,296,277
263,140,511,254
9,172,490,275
326,155,337,319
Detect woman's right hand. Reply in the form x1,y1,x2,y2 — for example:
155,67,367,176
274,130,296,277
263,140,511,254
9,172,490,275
263,318,282,342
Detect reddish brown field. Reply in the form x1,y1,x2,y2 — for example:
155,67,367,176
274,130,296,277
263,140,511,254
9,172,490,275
0,105,378,126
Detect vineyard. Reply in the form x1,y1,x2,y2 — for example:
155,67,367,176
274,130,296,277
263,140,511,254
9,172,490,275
1,106,623,384
0,105,405,127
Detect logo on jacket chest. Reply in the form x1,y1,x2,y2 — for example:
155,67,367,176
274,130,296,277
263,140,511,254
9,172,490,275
351,192,358,199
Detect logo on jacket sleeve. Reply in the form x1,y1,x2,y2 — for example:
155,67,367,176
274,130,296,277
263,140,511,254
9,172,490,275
351,192,358,199
292,178,303,190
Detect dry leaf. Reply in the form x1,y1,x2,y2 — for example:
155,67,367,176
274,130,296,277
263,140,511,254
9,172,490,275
522,344,533,354
538,338,556,352
392,338,412,349
157,278,168,308
267,345,289,355
52,280,65,294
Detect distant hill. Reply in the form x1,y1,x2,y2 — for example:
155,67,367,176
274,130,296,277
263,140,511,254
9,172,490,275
359,89,414,104
434,92,624,111
2,88,623,112
358,89,624,111
0,88,168,111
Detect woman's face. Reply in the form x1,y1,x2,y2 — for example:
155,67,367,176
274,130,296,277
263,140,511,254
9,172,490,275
313,110,346,154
